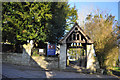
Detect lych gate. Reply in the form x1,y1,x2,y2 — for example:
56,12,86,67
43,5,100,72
59,22,98,71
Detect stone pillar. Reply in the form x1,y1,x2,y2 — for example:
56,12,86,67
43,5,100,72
119,44,120,67
59,43,67,69
22,43,33,64
86,44,96,71
117,38,120,67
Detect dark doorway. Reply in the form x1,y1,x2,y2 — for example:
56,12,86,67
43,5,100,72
66,43,87,68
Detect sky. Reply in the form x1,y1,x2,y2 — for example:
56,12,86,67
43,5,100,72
68,1,119,26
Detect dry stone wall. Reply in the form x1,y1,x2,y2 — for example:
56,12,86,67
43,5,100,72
2,52,59,69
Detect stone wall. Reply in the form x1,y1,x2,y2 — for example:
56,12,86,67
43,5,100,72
2,53,23,65
32,56,59,69
2,52,59,69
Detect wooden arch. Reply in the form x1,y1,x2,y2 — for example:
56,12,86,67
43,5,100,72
59,22,93,44
59,22,97,70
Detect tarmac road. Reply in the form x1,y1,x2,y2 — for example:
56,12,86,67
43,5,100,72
2,63,120,80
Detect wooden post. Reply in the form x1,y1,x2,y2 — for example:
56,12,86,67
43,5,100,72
76,34,77,40
71,34,73,41
79,34,81,41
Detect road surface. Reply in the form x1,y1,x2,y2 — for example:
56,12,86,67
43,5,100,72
2,63,119,80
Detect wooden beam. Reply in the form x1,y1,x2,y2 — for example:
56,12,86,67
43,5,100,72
71,34,73,41
79,34,81,41
68,46,84,48
66,40,86,43
76,34,77,40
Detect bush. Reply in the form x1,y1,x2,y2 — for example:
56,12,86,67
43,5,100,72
31,48,39,56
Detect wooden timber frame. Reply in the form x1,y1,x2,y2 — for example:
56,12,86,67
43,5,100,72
59,22,93,44
59,22,96,71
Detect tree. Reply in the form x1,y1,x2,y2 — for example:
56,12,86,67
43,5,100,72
2,2,78,45
84,10,118,68
47,2,78,43
2,2,52,45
